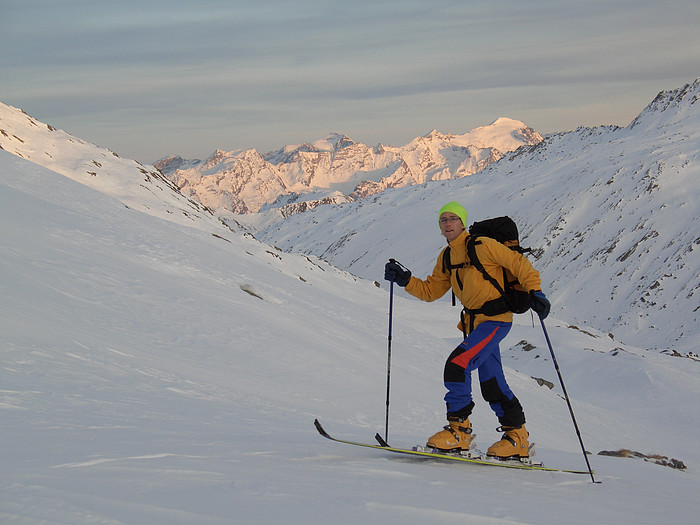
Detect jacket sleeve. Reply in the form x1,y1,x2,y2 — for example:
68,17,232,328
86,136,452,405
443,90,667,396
478,238,542,292
404,249,453,302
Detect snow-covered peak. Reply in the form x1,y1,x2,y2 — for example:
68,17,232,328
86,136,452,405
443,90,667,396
629,78,700,130
457,117,542,150
154,154,202,173
262,133,357,165
311,132,356,151
411,118,540,150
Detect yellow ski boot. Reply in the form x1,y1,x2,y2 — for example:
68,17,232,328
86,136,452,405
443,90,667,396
426,416,472,452
487,425,529,458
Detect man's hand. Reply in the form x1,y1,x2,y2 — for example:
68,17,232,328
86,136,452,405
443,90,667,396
530,291,551,319
384,260,411,287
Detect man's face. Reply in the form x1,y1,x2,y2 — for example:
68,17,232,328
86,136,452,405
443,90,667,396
440,212,465,242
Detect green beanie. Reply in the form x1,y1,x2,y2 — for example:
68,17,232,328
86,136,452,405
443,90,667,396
438,201,468,228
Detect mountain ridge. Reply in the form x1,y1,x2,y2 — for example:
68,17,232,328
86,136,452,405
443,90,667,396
155,118,543,215
0,102,226,232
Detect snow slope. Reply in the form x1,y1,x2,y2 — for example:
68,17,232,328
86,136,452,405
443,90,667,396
2,148,699,524
257,79,700,354
0,102,225,232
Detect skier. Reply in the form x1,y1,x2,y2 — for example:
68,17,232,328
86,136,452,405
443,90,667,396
384,201,550,459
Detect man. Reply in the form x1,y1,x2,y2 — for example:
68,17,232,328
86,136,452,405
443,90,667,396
384,201,550,459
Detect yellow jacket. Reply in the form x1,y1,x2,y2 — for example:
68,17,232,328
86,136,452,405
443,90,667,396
405,230,542,333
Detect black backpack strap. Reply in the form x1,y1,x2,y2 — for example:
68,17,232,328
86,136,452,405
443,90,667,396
442,246,463,306
466,236,506,297
442,246,450,273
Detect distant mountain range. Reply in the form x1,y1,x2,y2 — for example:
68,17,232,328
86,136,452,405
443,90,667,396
1,79,698,353
155,118,542,216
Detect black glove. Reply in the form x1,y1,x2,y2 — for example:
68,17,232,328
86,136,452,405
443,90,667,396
384,259,411,287
530,291,551,320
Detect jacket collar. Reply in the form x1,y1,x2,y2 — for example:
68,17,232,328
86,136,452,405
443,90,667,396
447,229,469,250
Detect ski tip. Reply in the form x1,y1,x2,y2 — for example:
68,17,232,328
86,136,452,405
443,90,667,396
314,418,330,438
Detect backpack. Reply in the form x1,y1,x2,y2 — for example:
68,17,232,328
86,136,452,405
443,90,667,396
442,216,532,333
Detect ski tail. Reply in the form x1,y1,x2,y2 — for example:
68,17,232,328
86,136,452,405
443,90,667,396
375,433,389,447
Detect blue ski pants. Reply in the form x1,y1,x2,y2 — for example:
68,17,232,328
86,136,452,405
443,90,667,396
443,321,525,427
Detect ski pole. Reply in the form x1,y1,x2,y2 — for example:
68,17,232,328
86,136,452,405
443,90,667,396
539,317,598,483
384,260,396,443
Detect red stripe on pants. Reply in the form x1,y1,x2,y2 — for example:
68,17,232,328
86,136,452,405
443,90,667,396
450,326,501,370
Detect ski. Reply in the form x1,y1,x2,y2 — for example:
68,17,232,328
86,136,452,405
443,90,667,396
314,419,591,474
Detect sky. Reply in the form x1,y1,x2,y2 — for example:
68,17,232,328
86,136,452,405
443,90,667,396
2,0,699,164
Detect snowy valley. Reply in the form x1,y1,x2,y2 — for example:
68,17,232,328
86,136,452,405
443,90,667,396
1,79,699,525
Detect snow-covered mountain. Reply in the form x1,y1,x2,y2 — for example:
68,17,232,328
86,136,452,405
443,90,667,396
2,80,697,356
257,79,700,355
0,102,228,232
155,118,542,215
2,138,699,524
2,80,700,524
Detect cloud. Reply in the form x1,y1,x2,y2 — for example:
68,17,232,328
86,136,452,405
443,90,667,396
2,0,699,162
